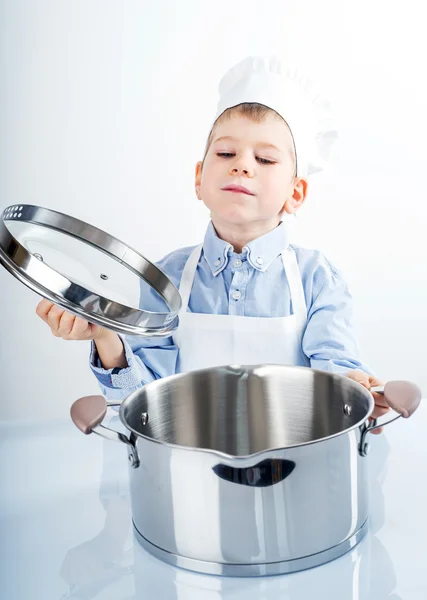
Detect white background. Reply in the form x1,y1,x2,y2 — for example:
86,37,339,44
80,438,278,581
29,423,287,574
1,0,426,421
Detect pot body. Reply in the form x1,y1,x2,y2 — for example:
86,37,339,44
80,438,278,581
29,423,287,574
119,365,373,576
128,430,369,576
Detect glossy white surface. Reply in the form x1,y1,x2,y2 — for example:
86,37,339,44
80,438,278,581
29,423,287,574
1,402,426,600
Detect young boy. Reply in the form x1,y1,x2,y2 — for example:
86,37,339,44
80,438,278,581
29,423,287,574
36,56,389,430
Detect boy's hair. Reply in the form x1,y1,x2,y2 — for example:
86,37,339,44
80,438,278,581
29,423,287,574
202,102,297,176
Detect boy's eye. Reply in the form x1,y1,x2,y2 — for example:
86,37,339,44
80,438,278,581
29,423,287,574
257,157,275,165
216,152,275,165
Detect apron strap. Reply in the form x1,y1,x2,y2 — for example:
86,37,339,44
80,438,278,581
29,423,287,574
281,246,308,337
178,244,203,312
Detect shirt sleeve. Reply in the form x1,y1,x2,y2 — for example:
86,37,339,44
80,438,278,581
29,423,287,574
87,247,192,400
89,333,179,394
302,255,375,377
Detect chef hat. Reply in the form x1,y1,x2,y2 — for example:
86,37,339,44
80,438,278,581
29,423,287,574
212,56,338,177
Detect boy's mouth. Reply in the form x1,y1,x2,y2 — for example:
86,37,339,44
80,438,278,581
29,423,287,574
221,184,255,196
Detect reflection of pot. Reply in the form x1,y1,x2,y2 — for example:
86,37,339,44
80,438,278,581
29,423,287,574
71,364,421,577
59,431,403,600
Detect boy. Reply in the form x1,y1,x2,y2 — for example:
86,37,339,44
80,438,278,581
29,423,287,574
37,56,389,430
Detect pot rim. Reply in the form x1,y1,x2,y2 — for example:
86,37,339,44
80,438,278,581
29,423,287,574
118,365,375,461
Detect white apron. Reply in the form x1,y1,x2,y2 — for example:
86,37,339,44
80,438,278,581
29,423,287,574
170,243,310,562
172,244,309,372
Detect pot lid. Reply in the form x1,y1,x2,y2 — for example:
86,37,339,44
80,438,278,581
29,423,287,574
0,204,181,336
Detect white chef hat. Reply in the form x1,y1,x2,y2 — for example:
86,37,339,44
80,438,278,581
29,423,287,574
212,56,338,177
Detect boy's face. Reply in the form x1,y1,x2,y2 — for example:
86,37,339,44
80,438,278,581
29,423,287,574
195,114,307,229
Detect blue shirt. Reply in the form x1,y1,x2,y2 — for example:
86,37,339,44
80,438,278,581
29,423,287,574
90,221,373,401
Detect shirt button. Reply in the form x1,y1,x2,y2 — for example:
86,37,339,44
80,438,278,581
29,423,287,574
214,259,221,267
233,259,242,268
232,290,241,300
256,257,264,265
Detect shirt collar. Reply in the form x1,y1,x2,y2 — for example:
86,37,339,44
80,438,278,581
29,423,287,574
202,221,290,276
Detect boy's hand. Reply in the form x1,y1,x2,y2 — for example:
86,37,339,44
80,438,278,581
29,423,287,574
36,299,110,342
345,370,390,435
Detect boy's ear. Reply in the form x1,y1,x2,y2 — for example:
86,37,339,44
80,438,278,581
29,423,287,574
281,178,308,214
195,161,203,200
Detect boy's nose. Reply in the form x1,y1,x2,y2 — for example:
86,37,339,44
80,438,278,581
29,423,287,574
230,166,253,177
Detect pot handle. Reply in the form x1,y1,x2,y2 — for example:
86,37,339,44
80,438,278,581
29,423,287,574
70,395,139,468
359,380,422,457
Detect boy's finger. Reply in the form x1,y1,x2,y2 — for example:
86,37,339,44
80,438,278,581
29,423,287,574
36,299,55,323
372,405,390,419
372,391,390,408
368,417,384,435
47,304,64,335
58,311,76,337
71,316,91,338
347,370,370,386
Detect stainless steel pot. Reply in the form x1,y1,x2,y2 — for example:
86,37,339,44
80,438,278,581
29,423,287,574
71,365,421,577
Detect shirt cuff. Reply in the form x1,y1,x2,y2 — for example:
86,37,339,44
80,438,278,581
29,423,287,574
89,336,148,389
311,359,376,378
